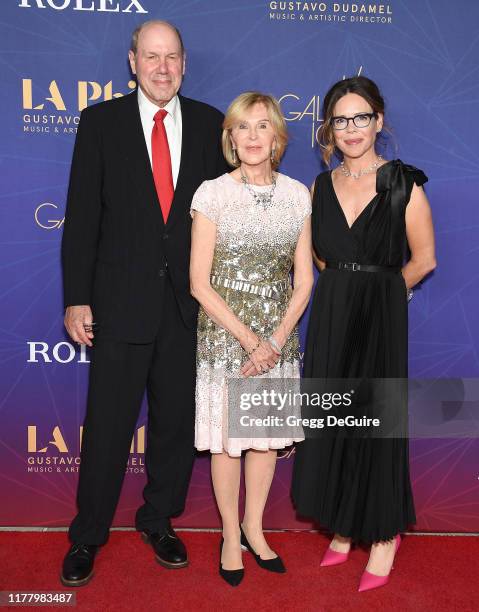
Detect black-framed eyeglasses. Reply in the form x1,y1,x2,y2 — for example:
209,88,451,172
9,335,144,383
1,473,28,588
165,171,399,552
331,113,377,130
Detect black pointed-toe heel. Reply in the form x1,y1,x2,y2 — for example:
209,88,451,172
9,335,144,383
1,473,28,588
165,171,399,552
219,538,244,587
240,525,286,573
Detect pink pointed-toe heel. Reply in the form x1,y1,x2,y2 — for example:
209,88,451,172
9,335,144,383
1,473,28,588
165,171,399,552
358,534,401,592
320,545,350,567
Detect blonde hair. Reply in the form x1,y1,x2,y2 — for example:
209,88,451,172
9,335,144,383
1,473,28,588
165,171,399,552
222,92,288,169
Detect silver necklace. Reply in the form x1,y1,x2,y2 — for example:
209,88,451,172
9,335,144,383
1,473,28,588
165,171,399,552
340,155,383,179
240,171,277,210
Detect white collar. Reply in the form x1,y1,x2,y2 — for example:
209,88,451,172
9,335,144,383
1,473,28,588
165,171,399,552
137,86,180,123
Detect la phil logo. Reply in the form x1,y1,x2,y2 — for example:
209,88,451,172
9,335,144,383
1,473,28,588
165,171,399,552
28,425,75,453
18,0,148,13
27,425,146,473
23,78,136,113
22,78,136,134
28,425,145,454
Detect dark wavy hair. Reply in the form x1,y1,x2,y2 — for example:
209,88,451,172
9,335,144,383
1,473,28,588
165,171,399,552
319,76,388,166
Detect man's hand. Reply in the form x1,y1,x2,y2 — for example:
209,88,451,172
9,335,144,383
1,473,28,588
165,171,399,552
64,305,94,347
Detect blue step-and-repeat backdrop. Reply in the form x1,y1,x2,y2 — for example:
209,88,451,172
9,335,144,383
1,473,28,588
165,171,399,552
1,0,478,532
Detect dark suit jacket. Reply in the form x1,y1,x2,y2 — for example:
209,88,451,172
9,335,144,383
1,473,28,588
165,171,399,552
61,91,227,343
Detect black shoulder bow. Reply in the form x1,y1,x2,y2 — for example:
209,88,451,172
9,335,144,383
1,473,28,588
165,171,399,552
377,159,428,194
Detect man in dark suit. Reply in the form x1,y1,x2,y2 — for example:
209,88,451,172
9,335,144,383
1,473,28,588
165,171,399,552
60,20,227,586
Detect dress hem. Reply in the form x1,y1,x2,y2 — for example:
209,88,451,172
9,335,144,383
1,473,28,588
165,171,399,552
291,504,416,544
195,438,304,458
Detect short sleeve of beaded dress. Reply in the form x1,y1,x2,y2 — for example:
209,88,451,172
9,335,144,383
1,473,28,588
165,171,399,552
190,172,311,457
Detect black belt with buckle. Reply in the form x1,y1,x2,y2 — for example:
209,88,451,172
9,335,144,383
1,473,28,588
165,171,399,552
326,261,401,273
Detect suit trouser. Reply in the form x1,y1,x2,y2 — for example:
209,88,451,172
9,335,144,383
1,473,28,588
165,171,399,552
68,275,197,545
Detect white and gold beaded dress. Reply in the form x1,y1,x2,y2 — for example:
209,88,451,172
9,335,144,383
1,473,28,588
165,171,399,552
190,172,311,457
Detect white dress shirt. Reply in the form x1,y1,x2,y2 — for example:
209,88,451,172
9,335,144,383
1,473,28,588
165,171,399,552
137,87,182,188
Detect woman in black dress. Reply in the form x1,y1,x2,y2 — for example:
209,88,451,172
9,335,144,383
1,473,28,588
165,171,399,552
292,76,436,592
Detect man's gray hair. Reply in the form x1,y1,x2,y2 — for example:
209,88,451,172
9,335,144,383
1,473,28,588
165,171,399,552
130,20,185,55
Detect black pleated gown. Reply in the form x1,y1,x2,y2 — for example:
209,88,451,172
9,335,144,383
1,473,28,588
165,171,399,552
292,159,426,543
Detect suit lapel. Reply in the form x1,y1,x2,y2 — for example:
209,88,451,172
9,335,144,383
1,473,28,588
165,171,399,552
120,92,165,231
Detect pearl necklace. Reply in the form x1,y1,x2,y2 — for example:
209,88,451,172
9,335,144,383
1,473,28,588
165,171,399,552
340,155,383,179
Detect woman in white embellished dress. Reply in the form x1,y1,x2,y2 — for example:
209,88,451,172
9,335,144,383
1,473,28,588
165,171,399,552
190,92,313,586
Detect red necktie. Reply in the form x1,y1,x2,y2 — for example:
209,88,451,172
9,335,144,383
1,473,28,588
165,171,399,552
152,109,174,222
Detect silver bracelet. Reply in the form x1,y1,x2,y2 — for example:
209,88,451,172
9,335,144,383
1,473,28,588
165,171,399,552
268,336,282,354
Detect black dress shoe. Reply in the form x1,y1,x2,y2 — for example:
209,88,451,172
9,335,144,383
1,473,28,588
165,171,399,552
240,524,286,573
219,538,244,587
61,544,98,587
141,526,188,569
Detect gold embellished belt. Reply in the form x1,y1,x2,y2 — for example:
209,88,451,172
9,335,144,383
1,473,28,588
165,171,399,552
210,275,289,300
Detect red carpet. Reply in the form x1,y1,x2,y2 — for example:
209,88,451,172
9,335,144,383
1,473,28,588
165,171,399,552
1,531,478,611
